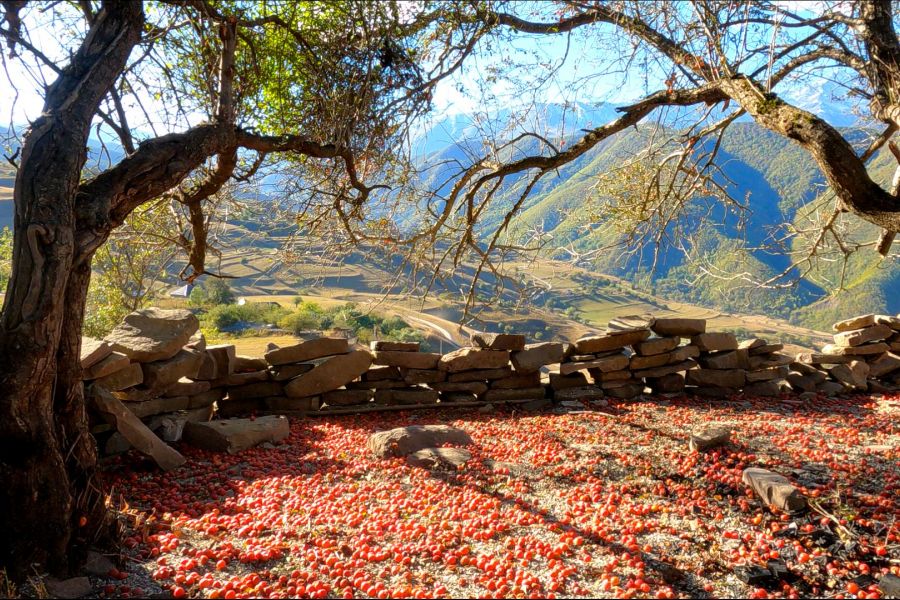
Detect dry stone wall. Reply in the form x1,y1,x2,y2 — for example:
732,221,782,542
83,308,900,466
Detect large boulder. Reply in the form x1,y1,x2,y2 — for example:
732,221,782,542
368,424,472,458
104,307,199,363
183,415,290,453
285,350,373,397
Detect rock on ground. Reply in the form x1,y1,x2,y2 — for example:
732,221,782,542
183,415,290,453
406,447,473,469
689,427,730,451
742,467,807,513
368,425,472,459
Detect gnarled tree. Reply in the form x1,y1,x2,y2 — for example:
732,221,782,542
0,0,478,578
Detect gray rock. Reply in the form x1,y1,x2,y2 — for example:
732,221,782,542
226,370,271,386
743,380,781,396
632,359,697,379
105,307,199,363
746,365,789,382
689,426,730,451
787,373,819,393
645,373,685,393
84,550,115,577
875,314,900,330
285,350,373,397
817,380,847,396
878,574,900,598
552,386,605,402
406,447,472,469
429,381,489,394
606,383,644,399
265,337,349,366
651,318,706,337
822,342,890,356
363,365,403,381
629,352,673,370
522,397,551,411
795,351,852,365
368,424,472,459
868,352,900,377
741,467,807,513
163,378,211,397
183,415,290,453
548,371,589,390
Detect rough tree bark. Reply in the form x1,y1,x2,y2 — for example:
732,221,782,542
0,1,143,578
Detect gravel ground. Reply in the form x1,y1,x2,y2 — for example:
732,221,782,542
93,392,899,599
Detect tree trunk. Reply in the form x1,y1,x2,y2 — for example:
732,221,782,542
0,1,142,579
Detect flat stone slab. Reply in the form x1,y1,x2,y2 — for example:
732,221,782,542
689,426,730,451
651,318,706,337
691,332,738,352
93,361,143,392
91,389,185,470
84,351,130,380
368,425,472,459
439,347,509,372
407,447,473,469
511,342,564,372
448,367,513,381
632,359,696,379
574,329,651,354
553,385,605,402
183,415,290,453
633,336,680,356
285,350,373,397
742,467,807,513
830,360,870,389
81,337,113,369
491,371,541,389
699,349,750,370
646,372,685,393
548,372,590,390
607,315,654,333
560,353,629,375
481,387,546,402
370,340,420,352
868,352,900,377
228,381,284,400
142,349,203,389
269,363,315,381
470,332,526,351
630,352,673,370
822,342,889,355
374,388,439,405
373,350,441,370
833,324,892,347
322,389,371,406
105,307,199,363
403,368,446,384
265,337,349,366
833,314,875,332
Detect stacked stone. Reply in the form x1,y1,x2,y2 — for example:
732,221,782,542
357,341,442,406
562,317,649,400
636,317,706,394
256,338,372,412
739,338,793,396
478,334,554,403
684,331,745,397
86,308,222,455
791,314,900,395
